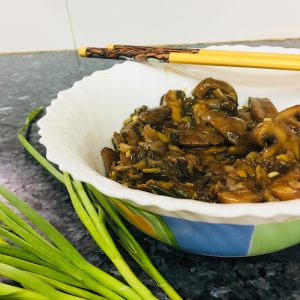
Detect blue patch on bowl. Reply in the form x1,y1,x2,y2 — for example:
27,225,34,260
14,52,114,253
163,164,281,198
163,216,255,256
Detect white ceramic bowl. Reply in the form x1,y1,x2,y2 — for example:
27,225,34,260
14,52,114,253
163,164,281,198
38,45,300,256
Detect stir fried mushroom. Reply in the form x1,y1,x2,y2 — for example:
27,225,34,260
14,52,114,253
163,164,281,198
218,188,264,204
138,105,171,125
142,125,169,143
209,116,247,145
192,78,238,112
178,124,224,147
274,105,300,134
237,109,254,123
162,90,185,122
249,97,278,122
192,101,227,123
217,161,264,203
102,78,300,203
112,132,124,151
251,119,300,159
266,164,300,201
120,128,138,146
101,147,118,175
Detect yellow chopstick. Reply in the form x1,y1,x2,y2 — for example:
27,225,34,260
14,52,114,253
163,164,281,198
169,51,300,71
79,46,300,71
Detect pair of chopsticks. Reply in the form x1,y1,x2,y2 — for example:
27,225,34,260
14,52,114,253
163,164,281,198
78,44,300,71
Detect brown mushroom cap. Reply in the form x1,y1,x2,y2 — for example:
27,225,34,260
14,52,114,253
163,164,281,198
138,105,171,125
274,105,300,133
237,109,255,123
120,128,138,146
192,78,238,112
248,97,278,122
209,116,247,145
251,119,300,160
101,147,118,175
266,164,300,201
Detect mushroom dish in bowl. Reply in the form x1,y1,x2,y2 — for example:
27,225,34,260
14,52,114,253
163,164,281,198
38,45,300,256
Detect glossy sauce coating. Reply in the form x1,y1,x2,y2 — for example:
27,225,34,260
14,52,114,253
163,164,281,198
102,78,300,203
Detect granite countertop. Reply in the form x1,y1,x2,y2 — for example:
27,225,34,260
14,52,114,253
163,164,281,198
1,39,300,300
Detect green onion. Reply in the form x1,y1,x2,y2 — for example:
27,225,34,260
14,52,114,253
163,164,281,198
0,185,137,300
0,244,54,267
66,176,156,300
0,254,83,288
0,282,50,300
16,106,182,300
89,186,182,300
0,263,83,300
18,107,64,184
0,236,8,245
0,184,137,298
29,274,106,300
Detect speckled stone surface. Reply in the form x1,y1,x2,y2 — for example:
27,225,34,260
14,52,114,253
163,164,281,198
1,40,300,300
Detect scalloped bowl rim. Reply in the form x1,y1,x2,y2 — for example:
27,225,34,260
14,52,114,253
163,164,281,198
38,45,300,221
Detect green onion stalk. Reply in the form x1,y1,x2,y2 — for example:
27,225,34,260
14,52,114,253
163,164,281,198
0,263,84,300
19,109,155,299
0,185,137,300
89,186,182,300
15,107,182,300
0,281,51,300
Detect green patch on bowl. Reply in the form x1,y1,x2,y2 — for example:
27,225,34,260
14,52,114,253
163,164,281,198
110,197,177,246
249,218,300,255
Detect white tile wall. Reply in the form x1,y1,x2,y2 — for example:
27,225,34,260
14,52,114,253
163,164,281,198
1,0,300,53
0,0,74,53
68,0,300,47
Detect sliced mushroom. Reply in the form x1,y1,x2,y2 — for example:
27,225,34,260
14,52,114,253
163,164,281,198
251,119,300,159
178,136,205,147
209,116,247,145
142,125,169,143
255,165,270,187
185,146,228,157
248,97,278,122
162,90,185,122
192,78,238,112
237,109,254,123
274,105,300,133
203,98,223,111
148,140,166,153
120,128,138,146
185,154,199,176
138,105,171,125
101,147,118,175
168,156,189,178
266,164,300,201
218,188,264,203
216,163,265,203
227,145,252,156
178,124,224,147
218,170,264,203
192,101,227,123
112,132,124,151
